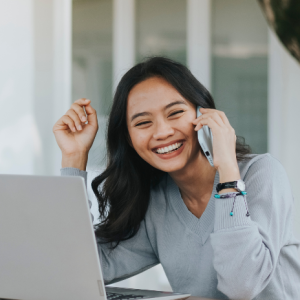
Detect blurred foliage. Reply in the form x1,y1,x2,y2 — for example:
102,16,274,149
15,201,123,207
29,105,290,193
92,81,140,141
258,0,300,63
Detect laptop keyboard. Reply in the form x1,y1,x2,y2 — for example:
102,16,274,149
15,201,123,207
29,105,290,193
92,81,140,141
106,292,146,300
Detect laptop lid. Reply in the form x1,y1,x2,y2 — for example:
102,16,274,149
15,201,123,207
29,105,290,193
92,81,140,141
0,174,106,300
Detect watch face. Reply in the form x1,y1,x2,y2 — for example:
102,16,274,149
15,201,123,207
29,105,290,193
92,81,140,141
237,180,245,191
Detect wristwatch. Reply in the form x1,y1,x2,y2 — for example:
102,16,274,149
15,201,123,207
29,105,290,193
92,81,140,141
216,179,245,193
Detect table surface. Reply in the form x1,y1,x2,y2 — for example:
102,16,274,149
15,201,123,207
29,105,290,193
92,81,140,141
187,297,220,300
0,295,221,300
0,296,221,300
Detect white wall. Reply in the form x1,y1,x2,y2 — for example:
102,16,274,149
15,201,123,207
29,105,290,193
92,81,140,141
113,0,135,92
0,0,35,174
187,0,211,90
268,29,300,250
0,0,71,176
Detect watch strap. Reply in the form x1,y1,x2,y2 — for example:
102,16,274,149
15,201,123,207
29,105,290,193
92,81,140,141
216,181,238,193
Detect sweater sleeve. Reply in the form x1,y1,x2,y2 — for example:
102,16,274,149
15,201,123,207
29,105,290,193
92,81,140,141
210,154,295,300
96,221,159,285
60,167,159,285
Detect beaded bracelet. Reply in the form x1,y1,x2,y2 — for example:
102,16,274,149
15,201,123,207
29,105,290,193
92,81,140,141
214,191,250,217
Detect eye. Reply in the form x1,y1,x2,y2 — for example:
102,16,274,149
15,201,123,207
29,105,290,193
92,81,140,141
135,121,151,127
169,110,184,117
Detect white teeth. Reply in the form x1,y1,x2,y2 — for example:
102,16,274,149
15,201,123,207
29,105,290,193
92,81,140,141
156,142,183,154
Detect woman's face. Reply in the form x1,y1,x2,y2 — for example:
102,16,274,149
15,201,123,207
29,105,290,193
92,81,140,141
126,76,200,173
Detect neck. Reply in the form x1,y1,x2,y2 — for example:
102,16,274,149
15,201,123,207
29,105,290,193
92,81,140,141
169,150,217,207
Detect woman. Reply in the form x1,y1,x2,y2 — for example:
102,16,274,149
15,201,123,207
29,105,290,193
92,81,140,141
53,57,300,300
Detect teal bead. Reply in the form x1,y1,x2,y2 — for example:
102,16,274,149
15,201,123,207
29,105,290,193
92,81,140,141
230,212,233,216
214,194,220,198
241,191,247,195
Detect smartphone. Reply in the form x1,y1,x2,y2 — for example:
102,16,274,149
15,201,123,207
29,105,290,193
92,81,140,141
196,106,214,167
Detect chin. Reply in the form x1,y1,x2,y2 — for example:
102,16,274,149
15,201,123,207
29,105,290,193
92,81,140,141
154,160,187,173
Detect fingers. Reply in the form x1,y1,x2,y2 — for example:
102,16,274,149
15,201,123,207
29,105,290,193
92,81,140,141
73,98,98,127
194,116,221,132
193,111,223,131
198,108,231,127
70,98,98,128
60,115,77,133
53,98,98,134
192,108,232,131
72,98,90,122
198,112,224,128
195,114,236,140
214,110,231,127
65,109,83,131
83,101,98,127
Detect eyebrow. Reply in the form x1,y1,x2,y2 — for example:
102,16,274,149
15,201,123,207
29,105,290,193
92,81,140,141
131,100,188,122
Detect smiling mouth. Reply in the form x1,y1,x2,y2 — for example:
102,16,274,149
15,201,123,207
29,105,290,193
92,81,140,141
155,142,183,154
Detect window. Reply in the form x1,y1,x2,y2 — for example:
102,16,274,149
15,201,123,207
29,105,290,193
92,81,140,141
72,0,113,169
136,0,186,65
211,0,268,153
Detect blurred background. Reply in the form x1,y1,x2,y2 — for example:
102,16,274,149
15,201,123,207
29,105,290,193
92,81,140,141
1,0,300,292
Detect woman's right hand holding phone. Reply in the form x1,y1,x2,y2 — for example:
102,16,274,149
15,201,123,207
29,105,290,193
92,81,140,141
52,98,98,170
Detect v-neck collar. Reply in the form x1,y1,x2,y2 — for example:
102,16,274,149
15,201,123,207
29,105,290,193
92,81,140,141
167,171,220,245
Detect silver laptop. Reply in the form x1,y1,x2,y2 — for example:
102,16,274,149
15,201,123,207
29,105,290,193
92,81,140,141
0,174,190,300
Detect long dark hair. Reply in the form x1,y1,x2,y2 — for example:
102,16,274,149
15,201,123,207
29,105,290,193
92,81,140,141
92,56,251,248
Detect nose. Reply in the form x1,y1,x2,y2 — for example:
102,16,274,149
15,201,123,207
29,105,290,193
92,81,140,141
153,119,175,140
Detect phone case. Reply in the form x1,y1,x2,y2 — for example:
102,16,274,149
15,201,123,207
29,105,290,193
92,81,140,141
196,106,214,167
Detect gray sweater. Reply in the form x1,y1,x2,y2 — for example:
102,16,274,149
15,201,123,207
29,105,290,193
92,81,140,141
61,153,300,300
